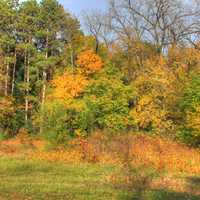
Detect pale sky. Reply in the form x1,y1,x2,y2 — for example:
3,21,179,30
19,0,107,15
58,0,108,29
59,0,107,16
19,0,108,26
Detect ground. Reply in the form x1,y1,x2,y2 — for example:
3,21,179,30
0,136,199,200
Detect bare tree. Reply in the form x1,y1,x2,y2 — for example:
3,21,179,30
108,0,200,50
82,10,115,53
82,0,200,80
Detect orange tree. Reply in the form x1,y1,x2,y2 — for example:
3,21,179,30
76,49,103,74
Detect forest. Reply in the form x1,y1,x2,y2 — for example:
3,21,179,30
0,0,200,199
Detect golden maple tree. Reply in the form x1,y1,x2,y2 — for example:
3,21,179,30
50,71,88,101
130,56,178,134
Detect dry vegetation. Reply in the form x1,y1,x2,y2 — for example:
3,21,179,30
1,133,200,174
0,133,200,199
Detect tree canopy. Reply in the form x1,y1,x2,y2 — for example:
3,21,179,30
1,0,200,147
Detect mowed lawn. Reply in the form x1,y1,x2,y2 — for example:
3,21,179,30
0,157,200,200
0,158,125,200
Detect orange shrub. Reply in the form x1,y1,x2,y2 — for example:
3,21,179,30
129,135,200,174
1,134,199,175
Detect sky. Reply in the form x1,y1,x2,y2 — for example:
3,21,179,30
19,0,107,16
58,0,107,17
19,0,108,28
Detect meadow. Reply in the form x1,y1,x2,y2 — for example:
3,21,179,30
0,134,199,200
1,0,200,199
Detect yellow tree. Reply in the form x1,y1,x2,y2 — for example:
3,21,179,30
48,50,103,104
168,45,200,73
50,71,88,102
131,56,179,134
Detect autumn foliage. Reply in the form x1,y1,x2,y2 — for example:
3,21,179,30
1,1,200,199
1,0,200,149
76,50,103,74
131,56,178,134
51,71,88,101
0,97,15,134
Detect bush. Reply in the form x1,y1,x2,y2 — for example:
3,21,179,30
0,97,17,136
0,132,7,141
38,101,73,145
178,128,200,147
180,75,200,146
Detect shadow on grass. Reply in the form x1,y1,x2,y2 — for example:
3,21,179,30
186,176,200,186
185,176,200,197
146,189,200,200
123,178,200,200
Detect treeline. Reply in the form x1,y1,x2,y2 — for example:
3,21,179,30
1,0,200,147
0,0,82,133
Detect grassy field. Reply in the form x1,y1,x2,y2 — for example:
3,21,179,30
0,135,200,200
0,157,199,200
0,158,125,200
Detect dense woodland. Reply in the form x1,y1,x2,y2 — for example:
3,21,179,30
1,0,200,147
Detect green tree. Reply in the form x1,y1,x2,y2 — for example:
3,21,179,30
180,74,200,146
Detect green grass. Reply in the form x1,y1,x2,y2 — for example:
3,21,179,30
0,158,128,200
0,157,199,200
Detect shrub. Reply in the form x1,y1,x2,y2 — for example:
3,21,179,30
39,101,73,145
0,97,16,135
180,74,200,146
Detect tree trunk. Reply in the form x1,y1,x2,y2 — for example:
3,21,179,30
70,50,74,67
11,50,17,96
24,46,30,125
95,37,99,54
4,62,9,96
41,35,48,107
41,70,47,106
25,53,30,124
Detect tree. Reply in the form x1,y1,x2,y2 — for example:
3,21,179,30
180,74,200,146
108,0,200,50
130,56,179,134
38,0,82,106
50,70,88,101
76,49,103,74
0,0,16,96
83,11,112,53
0,96,16,135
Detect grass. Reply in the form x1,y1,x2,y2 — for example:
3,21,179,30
0,135,200,199
0,158,125,200
0,157,199,200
